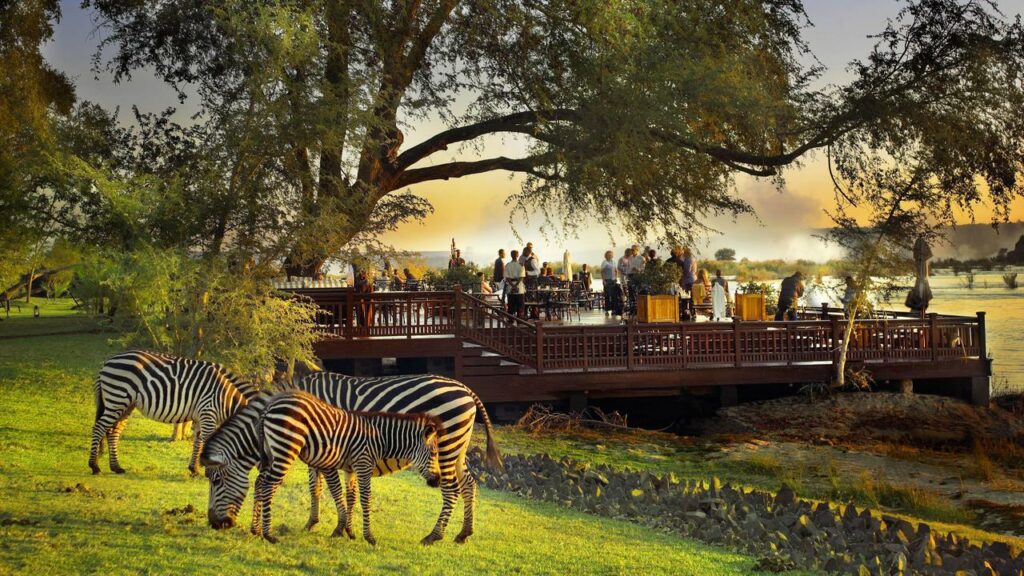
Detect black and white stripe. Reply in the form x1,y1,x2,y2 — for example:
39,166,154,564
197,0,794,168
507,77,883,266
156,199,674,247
251,390,443,544
88,350,249,475
201,371,502,544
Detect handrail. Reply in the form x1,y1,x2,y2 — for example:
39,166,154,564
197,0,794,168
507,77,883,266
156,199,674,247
292,289,984,374
455,291,540,367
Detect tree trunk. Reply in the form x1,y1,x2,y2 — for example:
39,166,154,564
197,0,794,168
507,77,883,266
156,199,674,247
25,268,34,304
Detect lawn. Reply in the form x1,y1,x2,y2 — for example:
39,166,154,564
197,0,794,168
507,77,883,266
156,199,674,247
0,329,792,575
0,298,104,339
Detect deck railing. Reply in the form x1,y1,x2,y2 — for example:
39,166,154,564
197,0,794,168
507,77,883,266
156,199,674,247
285,288,985,373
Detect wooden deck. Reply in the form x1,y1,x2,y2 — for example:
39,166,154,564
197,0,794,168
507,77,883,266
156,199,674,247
288,288,992,406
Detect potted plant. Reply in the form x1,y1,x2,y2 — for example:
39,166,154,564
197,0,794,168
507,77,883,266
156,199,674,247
631,261,682,323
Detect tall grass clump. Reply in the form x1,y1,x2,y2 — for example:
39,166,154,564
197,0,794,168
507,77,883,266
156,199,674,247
1003,272,1019,289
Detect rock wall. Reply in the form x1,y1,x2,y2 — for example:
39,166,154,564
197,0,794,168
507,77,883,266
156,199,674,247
468,449,1023,575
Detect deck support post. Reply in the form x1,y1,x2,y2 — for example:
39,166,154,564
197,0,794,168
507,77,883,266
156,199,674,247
720,385,738,408
929,313,938,361
732,318,741,367
970,376,990,407
568,391,588,413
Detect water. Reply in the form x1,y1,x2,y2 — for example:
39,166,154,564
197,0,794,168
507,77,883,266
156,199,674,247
925,269,1023,394
728,268,1023,393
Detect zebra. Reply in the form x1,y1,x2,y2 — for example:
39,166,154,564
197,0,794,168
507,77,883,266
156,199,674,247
252,390,443,545
88,350,251,476
201,371,502,544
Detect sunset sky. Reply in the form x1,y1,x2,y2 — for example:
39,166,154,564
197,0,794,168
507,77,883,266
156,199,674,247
45,0,1024,265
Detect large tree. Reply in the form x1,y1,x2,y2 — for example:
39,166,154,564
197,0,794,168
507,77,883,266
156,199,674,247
56,0,1024,272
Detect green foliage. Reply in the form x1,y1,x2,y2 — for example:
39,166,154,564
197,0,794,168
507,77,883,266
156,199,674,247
422,264,482,290
631,260,681,295
737,280,779,315
73,247,318,382
713,248,736,261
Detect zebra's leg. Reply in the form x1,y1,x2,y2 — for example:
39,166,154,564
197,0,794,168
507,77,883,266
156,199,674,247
304,467,323,531
454,468,479,544
257,471,288,544
355,465,376,546
420,477,459,545
344,471,357,539
323,470,351,539
188,414,216,477
89,398,131,474
251,474,265,537
105,413,131,474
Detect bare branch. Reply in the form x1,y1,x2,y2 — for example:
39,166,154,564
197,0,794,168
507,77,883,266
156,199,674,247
389,151,559,189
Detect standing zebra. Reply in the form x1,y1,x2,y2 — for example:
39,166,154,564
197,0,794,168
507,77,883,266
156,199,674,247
89,350,250,476
252,390,443,545
202,371,502,544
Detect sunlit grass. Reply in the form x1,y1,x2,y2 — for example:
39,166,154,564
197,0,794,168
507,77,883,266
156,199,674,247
0,332,786,575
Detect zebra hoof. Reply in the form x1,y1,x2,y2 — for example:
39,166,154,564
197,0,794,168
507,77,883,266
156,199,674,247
263,533,278,544
111,465,126,474
346,527,356,540
330,526,346,538
420,533,442,546
454,531,472,544
89,463,100,475
365,536,377,547
188,468,200,478
305,520,319,532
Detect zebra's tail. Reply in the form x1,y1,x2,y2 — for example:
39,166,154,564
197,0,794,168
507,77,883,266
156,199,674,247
468,388,503,470
93,376,104,422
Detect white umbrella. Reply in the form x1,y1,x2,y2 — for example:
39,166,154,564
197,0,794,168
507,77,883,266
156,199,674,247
563,250,573,280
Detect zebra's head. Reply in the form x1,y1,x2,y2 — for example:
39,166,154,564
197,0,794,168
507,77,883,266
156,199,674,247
203,456,255,529
409,415,444,488
200,396,268,529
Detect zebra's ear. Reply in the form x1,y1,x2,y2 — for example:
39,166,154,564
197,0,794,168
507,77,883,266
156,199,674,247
200,451,227,469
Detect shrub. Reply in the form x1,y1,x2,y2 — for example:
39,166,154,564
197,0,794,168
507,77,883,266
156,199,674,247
1003,272,1018,289
737,280,779,315
631,260,682,295
422,263,482,290
74,247,318,384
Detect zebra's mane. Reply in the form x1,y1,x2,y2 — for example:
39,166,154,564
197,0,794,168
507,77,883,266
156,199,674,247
353,410,446,438
201,395,270,465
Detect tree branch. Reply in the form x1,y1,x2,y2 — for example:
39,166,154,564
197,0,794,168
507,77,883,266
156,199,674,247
389,152,559,189
395,109,579,170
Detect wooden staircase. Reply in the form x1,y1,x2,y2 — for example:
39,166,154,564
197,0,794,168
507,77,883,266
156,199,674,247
458,342,523,379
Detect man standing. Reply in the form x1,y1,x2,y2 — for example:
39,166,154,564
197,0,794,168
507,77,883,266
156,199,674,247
601,250,620,316
448,249,465,269
505,250,526,318
493,249,506,305
681,247,697,291
775,271,805,321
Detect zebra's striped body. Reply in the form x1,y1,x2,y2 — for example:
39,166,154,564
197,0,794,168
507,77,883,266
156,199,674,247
252,390,443,544
293,372,501,544
89,350,249,475
201,371,501,544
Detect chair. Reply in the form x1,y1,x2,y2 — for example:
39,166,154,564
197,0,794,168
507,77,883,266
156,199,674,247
551,283,582,322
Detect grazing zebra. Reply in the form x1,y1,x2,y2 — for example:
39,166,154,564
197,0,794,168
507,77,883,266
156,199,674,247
252,390,443,544
89,350,250,476
201,371,502,544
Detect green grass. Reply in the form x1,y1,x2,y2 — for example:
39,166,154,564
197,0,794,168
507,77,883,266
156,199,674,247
0,333,790,575
0,297,104,339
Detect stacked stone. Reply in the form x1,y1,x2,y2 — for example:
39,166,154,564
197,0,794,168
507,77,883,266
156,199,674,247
468,449,1024,576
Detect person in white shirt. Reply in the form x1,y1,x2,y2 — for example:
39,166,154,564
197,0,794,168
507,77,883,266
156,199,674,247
616,248,632,277
505,250,526,317
601,250,621,316
630,246,646,274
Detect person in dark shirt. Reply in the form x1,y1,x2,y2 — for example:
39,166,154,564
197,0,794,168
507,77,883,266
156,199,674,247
774,271,805,321
448,249,465,269
493,249,506,304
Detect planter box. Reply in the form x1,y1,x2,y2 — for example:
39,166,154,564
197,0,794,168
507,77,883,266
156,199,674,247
735,293,767,321
637,295,680,323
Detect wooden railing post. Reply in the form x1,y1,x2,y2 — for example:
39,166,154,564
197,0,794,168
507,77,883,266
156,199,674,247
454,287,464,338
344,290,353,339
536,320,544,374
929,312,938,361
406,293,413,337
626,322,635,370
830,316,841,365
732,317,742,367
976,311,987,359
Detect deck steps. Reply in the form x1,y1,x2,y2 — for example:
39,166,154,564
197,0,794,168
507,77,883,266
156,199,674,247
458,341,523,377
